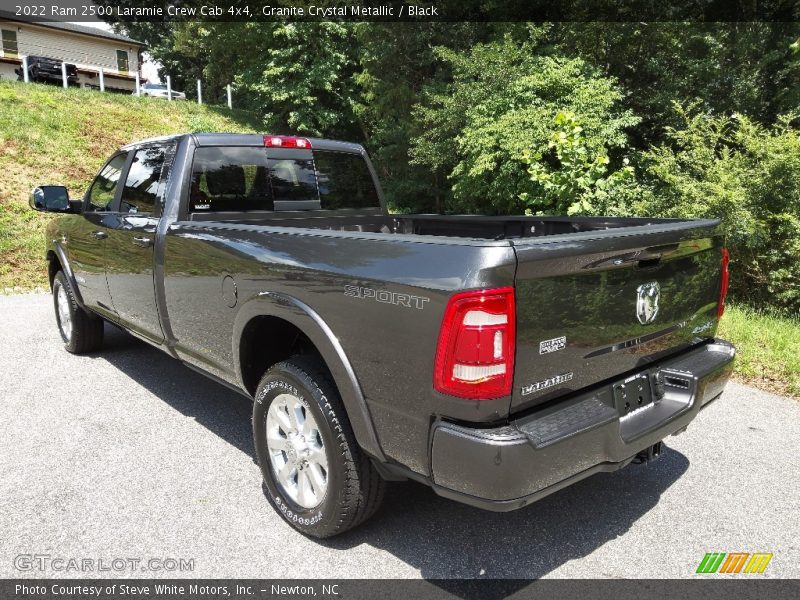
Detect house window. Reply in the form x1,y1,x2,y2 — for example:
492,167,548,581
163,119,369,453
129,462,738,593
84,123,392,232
116,50,129,73
1,29,18,57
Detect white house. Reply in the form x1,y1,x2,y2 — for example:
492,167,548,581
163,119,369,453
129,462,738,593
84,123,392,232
0,19,145,92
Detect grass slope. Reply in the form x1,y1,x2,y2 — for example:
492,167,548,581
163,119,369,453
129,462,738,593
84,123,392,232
0,79,260,290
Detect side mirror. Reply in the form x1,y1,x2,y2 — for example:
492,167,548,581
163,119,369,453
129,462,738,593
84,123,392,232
30,185,73,213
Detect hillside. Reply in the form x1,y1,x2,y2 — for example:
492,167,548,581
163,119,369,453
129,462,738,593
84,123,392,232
0,80,260,291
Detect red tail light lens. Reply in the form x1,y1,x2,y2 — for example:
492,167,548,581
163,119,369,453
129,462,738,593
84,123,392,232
263,135,311,149
434,287,515,399
718,247,730,319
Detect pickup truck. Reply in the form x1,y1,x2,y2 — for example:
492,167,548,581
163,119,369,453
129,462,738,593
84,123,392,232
31,133,735,538
16,56,79,86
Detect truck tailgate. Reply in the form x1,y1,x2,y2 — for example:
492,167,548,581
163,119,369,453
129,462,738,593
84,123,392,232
510,219,725,414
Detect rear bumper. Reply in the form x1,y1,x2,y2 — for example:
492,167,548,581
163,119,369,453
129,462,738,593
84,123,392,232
430,339,735,511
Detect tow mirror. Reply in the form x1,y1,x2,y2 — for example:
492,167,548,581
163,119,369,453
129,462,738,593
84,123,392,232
30,185,74,213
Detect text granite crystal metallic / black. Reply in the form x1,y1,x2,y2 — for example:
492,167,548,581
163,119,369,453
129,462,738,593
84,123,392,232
30,132,735,537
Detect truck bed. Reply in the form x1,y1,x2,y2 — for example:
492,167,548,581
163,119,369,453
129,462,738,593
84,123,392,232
188,211,686,242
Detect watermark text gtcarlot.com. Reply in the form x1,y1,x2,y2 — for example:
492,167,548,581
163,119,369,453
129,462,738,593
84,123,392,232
14,554,195,573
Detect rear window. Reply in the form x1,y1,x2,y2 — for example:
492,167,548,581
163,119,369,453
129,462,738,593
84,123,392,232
314,150,380,210
189,146,379,212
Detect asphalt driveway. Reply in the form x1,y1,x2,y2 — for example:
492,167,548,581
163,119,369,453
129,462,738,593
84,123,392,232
0,293,798,579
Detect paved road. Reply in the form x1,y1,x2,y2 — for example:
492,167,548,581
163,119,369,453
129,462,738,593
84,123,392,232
0,293,798,579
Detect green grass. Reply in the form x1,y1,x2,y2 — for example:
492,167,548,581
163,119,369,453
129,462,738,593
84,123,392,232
0,79,260,290
718,305,800,398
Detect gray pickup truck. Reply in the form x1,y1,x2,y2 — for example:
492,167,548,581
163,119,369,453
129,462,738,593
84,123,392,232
31,133,735,537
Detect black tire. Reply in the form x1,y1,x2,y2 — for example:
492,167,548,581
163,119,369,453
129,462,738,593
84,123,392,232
52,270,104,354
253,356,386,538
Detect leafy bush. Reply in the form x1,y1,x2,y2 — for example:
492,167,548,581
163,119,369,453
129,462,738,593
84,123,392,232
410,32,639,214
521,111,638,216
637,105,800,314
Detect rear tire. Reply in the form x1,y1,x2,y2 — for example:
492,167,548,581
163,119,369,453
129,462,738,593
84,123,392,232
52,270,104,354
253,355,386,538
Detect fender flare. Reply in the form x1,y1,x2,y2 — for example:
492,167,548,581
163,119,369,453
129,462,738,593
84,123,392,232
48,242,86,310
232,292,386,462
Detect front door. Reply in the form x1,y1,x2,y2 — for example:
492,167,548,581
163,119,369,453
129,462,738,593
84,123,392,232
68,152,128,319
105,145,167,345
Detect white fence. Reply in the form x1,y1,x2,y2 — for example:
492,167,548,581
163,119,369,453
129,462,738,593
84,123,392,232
14,55,234,108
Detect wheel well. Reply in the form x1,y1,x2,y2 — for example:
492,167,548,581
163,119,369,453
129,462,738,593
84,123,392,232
46,251,61,289
239,316,324,396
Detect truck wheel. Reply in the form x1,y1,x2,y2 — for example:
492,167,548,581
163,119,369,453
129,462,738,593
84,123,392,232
253,356,386,538
52,271,104,354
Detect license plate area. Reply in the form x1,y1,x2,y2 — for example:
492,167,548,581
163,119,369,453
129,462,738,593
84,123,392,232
613,374,654,417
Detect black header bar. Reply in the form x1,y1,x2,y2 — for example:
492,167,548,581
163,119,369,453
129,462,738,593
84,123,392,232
1,0,799,23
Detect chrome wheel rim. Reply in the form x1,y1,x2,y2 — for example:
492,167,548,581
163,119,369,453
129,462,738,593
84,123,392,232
266,393,328,509
56,285,72,341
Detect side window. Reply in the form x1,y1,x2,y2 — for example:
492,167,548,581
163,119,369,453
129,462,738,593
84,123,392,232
119,146,166,215
86,153,128,212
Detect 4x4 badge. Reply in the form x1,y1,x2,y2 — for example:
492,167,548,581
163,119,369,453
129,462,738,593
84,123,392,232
539,336,566,355
636,282,660,324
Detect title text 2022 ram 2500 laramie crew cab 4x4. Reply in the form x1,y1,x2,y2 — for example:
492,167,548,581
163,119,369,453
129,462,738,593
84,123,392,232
30,133,735,537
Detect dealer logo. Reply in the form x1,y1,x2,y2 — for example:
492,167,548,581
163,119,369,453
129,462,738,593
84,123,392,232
696,552,773,574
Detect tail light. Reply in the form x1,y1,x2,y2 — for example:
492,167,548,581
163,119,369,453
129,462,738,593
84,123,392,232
717,247,730,319
263,135,311,149
434,287,515,399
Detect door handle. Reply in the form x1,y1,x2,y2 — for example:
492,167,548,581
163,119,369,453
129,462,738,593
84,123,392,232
91,231,108,240
132,236,154,248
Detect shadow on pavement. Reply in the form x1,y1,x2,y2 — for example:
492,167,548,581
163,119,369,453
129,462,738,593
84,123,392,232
96,323,690,581
322,446,688,581
98,324,256,461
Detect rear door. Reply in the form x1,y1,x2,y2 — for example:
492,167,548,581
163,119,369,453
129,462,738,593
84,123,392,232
68,152,128,320
104,145,168,345
510,220,725,413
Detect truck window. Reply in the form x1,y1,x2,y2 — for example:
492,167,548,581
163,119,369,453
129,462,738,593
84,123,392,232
87,153,128,212
314,150,380,210
119,147,166,215
190,147,274,212
189,146,380,212
267,149,319,209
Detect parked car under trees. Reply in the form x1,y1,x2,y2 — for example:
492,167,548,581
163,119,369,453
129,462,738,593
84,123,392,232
136,82,186,100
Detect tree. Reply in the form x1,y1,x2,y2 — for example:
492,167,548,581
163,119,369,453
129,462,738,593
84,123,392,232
410,30,638,214
553,22,800,145
522,111,637,216
639,104,800,314
352,22,490,212
227,22,362,137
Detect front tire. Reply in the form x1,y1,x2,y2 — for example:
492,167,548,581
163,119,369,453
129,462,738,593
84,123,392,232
52,270,104,354
253,356,386,538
